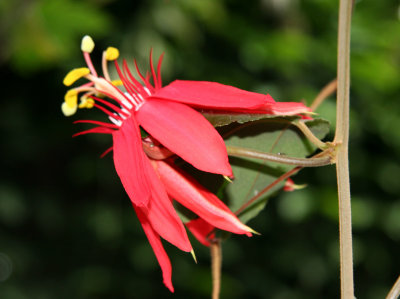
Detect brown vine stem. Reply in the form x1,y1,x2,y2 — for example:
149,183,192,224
386,275,400,299
334,0,353,297
293,121,328,150
210,240,222,299
310,79,338,111
226,145,332,167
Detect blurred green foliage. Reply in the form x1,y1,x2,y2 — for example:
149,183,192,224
0,0,399,298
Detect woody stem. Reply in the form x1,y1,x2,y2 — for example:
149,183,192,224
293,121,328,150
334,0,354,297
226,146,332,167
310,79,338,111
210,240,222,299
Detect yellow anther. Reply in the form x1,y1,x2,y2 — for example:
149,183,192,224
63,68,90,86
64,89,78,107
81,35,95,53
87,99,94,108
61,102,77,117
79,96,95,109
105,47,119,61
111,80,123,86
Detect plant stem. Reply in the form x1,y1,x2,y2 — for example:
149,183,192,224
226,145,332,167
335,0,354,298
386,275,400,299
310,79,338,111
210,241,222,299
294,121,328,150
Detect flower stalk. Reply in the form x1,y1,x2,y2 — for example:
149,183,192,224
210,240,222,299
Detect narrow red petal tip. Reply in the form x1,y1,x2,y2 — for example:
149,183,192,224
186,218,215,247
135,208,175,292
155,161,249,235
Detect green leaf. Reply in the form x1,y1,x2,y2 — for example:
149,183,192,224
221,118,330,223
202,111,299,127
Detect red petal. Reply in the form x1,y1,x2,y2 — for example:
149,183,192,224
266,101,311,115
136,99,232,176
152,80,274,110
135,208,174,292
113,118,191,251
186,218,215,247
112,117,152,206
283,178,295,192
154,160,252,236
140,162,192,252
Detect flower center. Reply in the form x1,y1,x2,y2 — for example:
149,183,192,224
61,35,163,128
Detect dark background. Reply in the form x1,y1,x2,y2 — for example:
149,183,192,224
1,0,400,298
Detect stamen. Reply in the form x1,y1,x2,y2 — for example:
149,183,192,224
87,75,130,108
111,80,123,86
63,68,90,86
101,47,119,82
81,35,98,77
78,96,95,109
64,89,78,107
81,35,95,53
83,52,98,78
61,102,77,117
102,51,111,81
105,47,119,61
